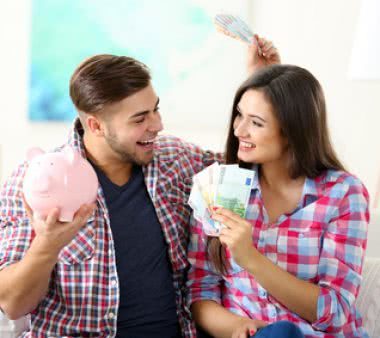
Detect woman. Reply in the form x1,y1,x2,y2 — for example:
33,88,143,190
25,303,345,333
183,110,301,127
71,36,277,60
187,65,369,338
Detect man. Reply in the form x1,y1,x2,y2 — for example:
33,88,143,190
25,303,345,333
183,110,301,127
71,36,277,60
0,37,279,337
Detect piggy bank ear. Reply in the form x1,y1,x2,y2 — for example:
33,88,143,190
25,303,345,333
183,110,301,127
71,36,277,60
63,146,80,165
26,147,45,161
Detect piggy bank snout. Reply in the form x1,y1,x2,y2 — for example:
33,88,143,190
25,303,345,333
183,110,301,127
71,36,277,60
31,173,52,193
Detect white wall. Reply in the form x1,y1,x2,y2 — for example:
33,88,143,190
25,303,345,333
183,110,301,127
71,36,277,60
1,0,379,202
0,1,70,182
251,0,380,202
0,0,248,182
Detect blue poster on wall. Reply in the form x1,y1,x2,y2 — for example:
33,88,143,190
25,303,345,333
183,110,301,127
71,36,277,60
29,0,213,121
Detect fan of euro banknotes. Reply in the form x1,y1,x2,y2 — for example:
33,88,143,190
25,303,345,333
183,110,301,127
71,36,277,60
189,162,255,236
214,14,255,44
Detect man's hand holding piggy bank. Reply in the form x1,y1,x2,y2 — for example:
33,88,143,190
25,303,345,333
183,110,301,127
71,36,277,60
23,146,98,222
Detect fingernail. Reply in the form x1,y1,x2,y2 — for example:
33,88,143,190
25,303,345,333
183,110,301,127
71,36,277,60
250,329,256,335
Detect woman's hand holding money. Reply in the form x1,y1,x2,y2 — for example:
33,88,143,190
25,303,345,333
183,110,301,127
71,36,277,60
211,207,260,271
247,34,281,75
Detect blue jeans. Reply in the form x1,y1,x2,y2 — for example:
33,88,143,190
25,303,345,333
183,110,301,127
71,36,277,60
197,320,305,338
251,321,304,338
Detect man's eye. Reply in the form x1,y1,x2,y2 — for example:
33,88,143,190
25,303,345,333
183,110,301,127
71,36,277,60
154,106,160,112
135,119,145,124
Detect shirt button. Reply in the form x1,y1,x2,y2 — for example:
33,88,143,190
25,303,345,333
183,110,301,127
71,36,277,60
269,308,277,318
259,289,267,298
108,312,115,320
111,279,117,286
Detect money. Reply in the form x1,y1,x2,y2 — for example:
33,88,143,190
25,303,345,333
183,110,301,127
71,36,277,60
214,165,254,218
189,162,255,236
214,14,255,44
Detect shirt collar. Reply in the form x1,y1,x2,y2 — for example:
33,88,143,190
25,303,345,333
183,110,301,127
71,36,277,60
66,118,87,159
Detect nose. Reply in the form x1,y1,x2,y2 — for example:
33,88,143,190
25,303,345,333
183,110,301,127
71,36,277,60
32,174,51,193
234,118,249,138
148,111,163,133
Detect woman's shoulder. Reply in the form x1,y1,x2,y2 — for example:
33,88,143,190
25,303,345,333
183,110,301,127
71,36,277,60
317,169,369,200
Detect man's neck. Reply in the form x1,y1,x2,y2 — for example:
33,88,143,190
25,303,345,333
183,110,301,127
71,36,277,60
83,133,133,186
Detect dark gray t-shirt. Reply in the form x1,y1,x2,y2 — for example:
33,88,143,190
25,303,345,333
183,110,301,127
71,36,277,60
94,165,180,338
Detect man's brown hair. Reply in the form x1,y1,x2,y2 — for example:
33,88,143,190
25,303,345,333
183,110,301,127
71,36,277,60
70,54,151,116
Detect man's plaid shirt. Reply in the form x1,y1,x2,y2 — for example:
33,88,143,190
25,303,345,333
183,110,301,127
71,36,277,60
0,119,219,337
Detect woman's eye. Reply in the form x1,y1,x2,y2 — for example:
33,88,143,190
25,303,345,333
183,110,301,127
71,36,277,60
253,121,263,127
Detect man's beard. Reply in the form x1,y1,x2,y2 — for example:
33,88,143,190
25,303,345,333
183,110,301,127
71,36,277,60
105,129,151,166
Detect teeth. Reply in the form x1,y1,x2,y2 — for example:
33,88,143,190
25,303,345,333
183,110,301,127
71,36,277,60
139,139,155,144
241,141,253,148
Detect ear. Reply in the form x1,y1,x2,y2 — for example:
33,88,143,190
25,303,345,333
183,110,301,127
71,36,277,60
63,146,80,165
26,147,45,161
87,115,105,137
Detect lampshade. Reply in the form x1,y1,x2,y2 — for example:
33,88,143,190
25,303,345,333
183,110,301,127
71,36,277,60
348,0,380,80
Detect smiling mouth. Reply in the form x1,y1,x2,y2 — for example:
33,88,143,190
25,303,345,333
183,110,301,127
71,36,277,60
240,141,255,148
137,138,156,148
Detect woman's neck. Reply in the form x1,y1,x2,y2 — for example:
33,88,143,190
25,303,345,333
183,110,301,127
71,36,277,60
259,161,304,193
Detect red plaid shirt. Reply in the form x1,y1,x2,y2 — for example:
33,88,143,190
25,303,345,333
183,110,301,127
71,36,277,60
0,119,219,337
187,167,370,337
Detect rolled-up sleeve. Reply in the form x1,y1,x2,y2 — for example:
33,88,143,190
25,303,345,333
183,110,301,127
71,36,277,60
312,177,369,332
0,217,32,271
186,219,223,307
0,163,32,271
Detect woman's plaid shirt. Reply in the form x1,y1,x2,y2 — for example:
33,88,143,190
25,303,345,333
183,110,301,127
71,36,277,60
187,168,370,337
0,120,219,337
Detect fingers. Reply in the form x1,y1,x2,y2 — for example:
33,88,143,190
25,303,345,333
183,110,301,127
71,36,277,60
255,35,281,63
212,213,238,230
252,34,262,56
254,320,268,329
45,208,60,226
232,322,258,338
72,204,96,227
22,194,33,220
214,207,245,223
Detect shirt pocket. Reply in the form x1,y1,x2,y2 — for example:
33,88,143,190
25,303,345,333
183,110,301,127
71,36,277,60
276,225,322,280
58,218,95,265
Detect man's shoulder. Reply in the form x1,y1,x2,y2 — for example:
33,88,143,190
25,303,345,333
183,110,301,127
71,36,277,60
155,135,205,161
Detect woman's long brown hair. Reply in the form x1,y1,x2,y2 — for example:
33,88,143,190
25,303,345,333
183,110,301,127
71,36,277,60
208,65,345,275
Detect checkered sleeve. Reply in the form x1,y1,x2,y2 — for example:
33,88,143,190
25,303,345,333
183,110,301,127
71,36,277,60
178,138,224,173
0,163,33,271
312,176,369,333
186,218,223,307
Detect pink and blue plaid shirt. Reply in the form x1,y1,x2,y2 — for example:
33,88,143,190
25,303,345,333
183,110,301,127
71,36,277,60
0,119,219,338
187,167,370,337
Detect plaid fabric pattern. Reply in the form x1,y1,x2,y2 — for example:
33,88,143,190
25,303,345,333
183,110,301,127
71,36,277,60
0,119,220,337
187,167,370,338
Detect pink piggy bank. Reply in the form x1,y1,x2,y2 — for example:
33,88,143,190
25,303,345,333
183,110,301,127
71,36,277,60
23,146,99,222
